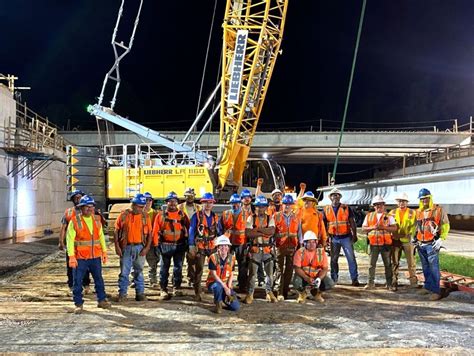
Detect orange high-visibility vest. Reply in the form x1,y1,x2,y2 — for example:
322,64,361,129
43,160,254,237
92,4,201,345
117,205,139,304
274,211,299,249
324,205,351,236
415,206,442,243
153,210,188,246
206,252,235,288
118,209,150,245
300,207,327,245
296,247,325,278
64,206,80,224
366,212,393,246
221,209,247,246
248,214,273,254
72,214,103,260
195,211,219,250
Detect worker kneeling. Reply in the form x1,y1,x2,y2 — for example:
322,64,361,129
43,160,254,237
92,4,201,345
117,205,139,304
293,231,334,303
206,235,240,313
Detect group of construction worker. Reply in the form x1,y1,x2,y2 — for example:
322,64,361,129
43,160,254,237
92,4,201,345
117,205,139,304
60,183,449,314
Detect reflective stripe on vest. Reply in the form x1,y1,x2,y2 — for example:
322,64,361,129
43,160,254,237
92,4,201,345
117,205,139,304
367,212,393,246
73,214,102,259
389,208,415,241
415,206,441,243
196,211,219,250
249,214,273,254
222,210,246,245
298,247,324,278
120,209,148,244
159,210,187,244
206,252,234,287
274,211,299,249
324,205,351,236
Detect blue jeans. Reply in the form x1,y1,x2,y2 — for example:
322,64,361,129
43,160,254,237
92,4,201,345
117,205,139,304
73,257,106,306
208,282,240,311
118,245,146,295
159,243,186,290
330,236,359,282
418,243,440,294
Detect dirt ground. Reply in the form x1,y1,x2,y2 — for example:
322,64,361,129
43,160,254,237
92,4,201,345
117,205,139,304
0,243,473,354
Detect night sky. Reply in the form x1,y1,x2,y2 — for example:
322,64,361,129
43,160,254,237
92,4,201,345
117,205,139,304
2,1,474,187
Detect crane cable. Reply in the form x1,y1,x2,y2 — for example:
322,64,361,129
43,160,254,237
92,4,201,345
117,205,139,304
331,0,367,185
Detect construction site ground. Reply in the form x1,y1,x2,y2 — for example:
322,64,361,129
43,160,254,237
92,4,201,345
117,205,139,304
0,234,473,354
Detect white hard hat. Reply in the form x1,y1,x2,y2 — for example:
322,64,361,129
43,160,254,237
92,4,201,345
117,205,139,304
372,195,386,205
395,192,409,201
271,188,283,196
215,235,232,246
329,188,342,197
303,230,318,242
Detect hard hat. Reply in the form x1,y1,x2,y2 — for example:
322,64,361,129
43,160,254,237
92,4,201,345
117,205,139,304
282,194,295,205
215,235,232,246
253,195,269,207
395,192,409,201
143,192,153,200
329,188,342,197
303,230,318,242
131,193,147,206
229,193,241,204
77,195,96,207
240,189,252,199
69,189,84,201
302,191,317,202
271,188,283,196
200,192,216,203
184,187,195,196
418,188,431,199
165,191,179,202
372,195,386,205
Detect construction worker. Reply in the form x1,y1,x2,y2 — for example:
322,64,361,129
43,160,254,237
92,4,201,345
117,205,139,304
362,195,397,290
413,188,450,301
66,195,111,314
114,193,152,302
299,191,328,246
293,231,334,303
219,193,249,293
389,192,417,290
323,188,360,286
188,192,220,302
240,188,254,217
206,235,240,314
152,191,189,299
178,187,201,287
144,192,160,289
59,189,91,293
267,188,283,215
243,195,277,304
274,194,302,300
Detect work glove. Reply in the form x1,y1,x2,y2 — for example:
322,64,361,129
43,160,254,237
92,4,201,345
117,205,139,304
432,238,442,253
312,277,321,289
102,251,108,264
68,255,78,269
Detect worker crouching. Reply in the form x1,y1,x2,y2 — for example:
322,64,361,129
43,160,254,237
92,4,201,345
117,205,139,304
67,195,111,314
293,231,334,303
114,193,152,302
206,235,240,313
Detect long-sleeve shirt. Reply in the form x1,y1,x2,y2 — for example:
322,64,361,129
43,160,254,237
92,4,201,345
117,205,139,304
66,215,106,257
189,211,222,246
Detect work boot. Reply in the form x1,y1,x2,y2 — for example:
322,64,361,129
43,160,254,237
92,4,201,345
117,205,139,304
296,291,307,304
351,280,360,287
314,291,325,303
266,291,278,303
430,293,442,301
74,304,83,314
364,283,375,290
277,295,285,301
409,280,419,289
115,294,127,303
390,284,398,292
214,301,223,314
160,290,172,300
84,285,91,295
173,286,184,297
417,288,431,295
135,294,147,302
97,300,112,309
243,293,254,304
